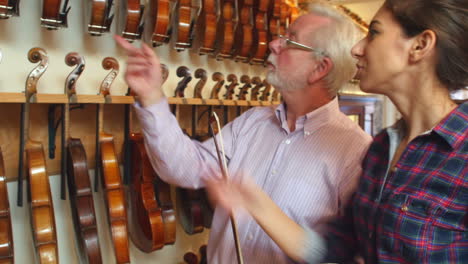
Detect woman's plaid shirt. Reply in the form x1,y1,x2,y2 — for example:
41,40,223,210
324,102,468,264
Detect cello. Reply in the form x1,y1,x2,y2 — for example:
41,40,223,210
41,0,70,29
64,52,103,264
23,48,59,263
0,148,14,263
97,58,130,263
0,0,19,18
86,0,114,36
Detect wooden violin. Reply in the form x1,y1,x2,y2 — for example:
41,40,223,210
279,0,290,35
118,0,144,42
41,0,70,29
97,58,130,263
64,53,103,264
233,0,253,62
193,68,207,99
209,72,225,100
0,149,14,263
223,74,238,100
23,48,59,263
259,79,271,101
237,74,251,101
0,0,19,18
174,0,200,51
249,76,263,101
174,66,192,98
271,87,279,102
127,65,175,252
215,0,236,60
144,0,171,46
86,0,114,36
197,0,217,55
268,0,280,39
250,0,270,65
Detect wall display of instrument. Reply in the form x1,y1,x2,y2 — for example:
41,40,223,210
86,0,115,36
41,0,71,29
63,52,103,264
21,47,59,263
97,57,130,263
259,79,271,101
196,0,218,55
143,0,172,46
0,0,20,19
249,76,263,101
173,0,201,51
117,0,145,42
215,0,237,60
233,0,253,62
0,148,14,263
268,0,280,39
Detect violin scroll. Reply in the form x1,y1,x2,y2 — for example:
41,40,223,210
100,57,119,96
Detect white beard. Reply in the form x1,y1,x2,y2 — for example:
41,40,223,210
266,55,308,92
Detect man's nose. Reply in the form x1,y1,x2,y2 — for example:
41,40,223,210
269,37,281,54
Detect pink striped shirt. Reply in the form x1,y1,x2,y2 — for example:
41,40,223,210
134,97,372,264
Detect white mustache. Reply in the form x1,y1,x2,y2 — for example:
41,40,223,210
267,54,277,68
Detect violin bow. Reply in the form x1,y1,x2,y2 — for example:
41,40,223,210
208,112,244,264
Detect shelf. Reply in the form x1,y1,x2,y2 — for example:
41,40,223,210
0,92,281,106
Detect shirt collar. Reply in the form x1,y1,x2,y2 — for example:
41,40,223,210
432,101,468,149
275,97,341,136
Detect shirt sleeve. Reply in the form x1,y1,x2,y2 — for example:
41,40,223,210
133,98,236,188
301,227,327,264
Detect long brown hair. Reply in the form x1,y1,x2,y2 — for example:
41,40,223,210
384,0,468,91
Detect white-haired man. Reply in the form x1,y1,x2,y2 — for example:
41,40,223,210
115,4,371,263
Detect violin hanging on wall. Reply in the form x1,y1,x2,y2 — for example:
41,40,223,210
64,52,103,264
23,47,59,264
41,0,71,29
86,0,115,36
0,148,14,263
117,0,145,42
196,0,217,55
0,0,20,19
143,0,171,46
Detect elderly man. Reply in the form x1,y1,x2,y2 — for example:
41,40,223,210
115,3,371,263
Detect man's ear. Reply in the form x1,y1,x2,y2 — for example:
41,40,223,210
308,56,333,84
409,29,437,62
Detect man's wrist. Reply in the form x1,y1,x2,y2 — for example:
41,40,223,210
136,92,165,108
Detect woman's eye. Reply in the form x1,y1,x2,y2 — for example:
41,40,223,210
368,29,379,38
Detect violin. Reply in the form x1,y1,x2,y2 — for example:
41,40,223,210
118,0,144,42
41,0,70,29
97,58,130,263
0,0,19,18
233,0,253,62
197,0,217,55
127,65,175,252
209,72,225,100
64,53,103,264
249,76,263,101
174,66,192,98
193,68,207,99
268,0,280,39
250,0,270,65
259,79,272,101
279,0,290,35
0,149,14,263
174,0,198,51
236,74,251,101
215,0,236,60
86,0,114,36
271,87,279,102
24,48,59,263
223,74,238,100
144,0,171,46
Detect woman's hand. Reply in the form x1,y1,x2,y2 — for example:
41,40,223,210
114,35,165,107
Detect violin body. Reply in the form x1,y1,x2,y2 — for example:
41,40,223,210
197,0,217,55
118,0,144,42
41,0,69,29
176,188,204,234
144,0,171,46
127,133,165,252
0,150,14,263
100,133,130,263
87,0,114,36
27,143,59,264
67,138,102,264
216,0,236,60
174,0,193,51
0,0,20,18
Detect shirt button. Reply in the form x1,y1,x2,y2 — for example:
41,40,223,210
305,131,311,136
401,205,409,212
248,234,253,240
271,170,277,175
285,139,291,144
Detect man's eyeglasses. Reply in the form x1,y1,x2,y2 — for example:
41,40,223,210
278,35,328,57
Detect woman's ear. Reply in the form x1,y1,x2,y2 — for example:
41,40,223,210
409,29,437,62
